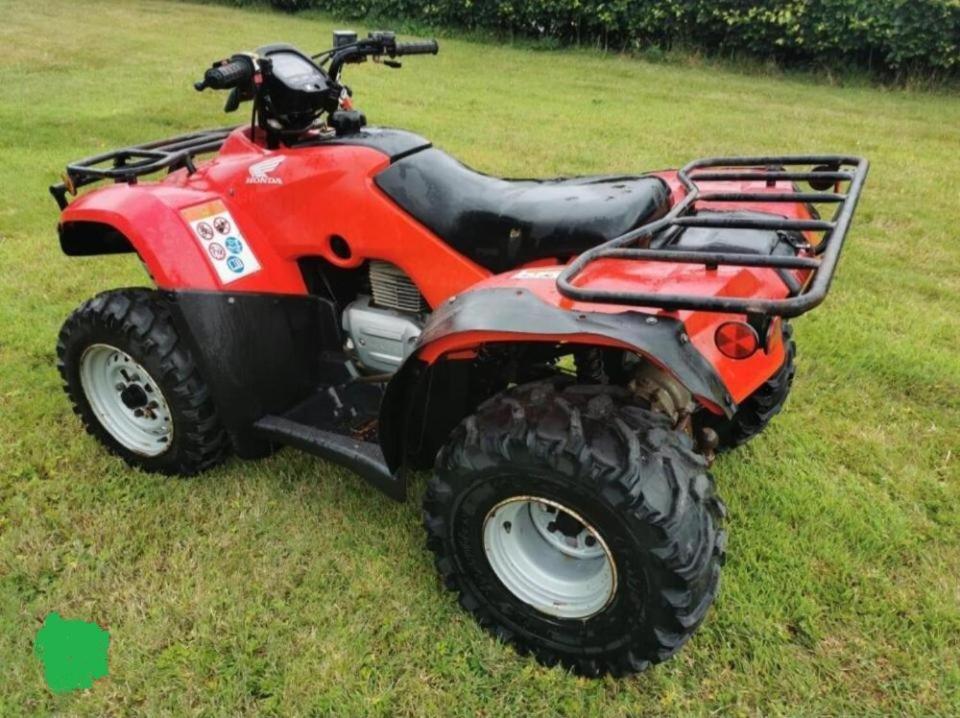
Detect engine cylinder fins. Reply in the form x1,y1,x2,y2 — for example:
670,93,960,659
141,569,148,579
369,261,429,314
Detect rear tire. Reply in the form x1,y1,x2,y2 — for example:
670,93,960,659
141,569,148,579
57,288,228,475
701,322,796,452
424,380,726,677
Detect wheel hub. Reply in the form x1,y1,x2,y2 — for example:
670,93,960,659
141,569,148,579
79,344,173,457
527,499,605,560
482,496,617,619
119,383,148,410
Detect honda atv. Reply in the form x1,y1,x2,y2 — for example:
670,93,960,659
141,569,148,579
50,32,868,677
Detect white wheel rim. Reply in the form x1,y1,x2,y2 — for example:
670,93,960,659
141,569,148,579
78,344,173,457
483,496,617,620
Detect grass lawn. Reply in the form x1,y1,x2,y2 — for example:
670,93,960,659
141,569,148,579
1,0,959,714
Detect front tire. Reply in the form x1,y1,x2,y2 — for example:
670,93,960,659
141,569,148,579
57,288,228,475
424,381,726,677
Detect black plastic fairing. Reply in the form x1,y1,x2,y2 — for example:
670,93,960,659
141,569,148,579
168,290,341,456
379,287,735,473
258,45,333,125
655,211,809,295
59,221,135,256
424,287,730,410
253,414,403,501
295,127,431,161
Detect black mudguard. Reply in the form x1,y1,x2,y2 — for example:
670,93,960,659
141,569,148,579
379,287,734,473
167,290,341,456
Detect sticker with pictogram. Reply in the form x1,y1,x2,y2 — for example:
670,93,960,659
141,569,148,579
224,236,243,255
181,200,261,285
196,222,214,241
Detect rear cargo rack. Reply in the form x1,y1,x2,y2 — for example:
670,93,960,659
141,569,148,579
50,127,237,209
556,155,869,318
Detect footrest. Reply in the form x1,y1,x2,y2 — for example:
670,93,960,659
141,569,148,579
252,414,404,501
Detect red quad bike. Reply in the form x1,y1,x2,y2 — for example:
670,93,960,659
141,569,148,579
51,32,868,677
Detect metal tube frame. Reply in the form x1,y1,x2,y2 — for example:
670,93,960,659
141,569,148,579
557,155,869,318
50,127,237,209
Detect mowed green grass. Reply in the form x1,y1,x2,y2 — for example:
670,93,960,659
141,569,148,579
1,0,958,714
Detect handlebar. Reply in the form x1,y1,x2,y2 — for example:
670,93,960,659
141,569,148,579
392,40,439,57
192,33,437,126
194,55,254,92
327,33,438,79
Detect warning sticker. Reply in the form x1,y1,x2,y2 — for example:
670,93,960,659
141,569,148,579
181,201,261,285
512,268,562,280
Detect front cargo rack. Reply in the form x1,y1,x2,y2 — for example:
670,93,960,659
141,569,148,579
556,155,869,318
50,127,237,209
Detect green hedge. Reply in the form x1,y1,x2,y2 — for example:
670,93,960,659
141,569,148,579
260,0,960,78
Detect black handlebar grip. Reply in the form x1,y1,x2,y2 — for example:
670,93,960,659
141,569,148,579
196,58,253,91
393,40,439,57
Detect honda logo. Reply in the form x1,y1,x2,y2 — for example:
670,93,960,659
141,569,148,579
246,156,285,185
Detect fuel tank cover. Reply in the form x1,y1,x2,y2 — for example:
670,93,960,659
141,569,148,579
297,127,431,162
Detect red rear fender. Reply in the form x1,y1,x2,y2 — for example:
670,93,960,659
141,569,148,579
407,281,736,416
409,266,789,408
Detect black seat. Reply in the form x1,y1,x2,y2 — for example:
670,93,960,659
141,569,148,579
375,148,672,272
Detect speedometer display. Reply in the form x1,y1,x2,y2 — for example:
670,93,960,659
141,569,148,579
269,52,321,86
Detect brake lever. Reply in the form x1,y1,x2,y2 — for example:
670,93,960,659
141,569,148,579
223,87,241,112
384,60,402,69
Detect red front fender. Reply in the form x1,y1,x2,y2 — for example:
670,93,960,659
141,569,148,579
58,182,306,293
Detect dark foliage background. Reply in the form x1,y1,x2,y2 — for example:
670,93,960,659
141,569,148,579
243,0,960,78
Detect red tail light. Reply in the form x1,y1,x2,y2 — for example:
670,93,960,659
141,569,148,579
715,321,759,359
